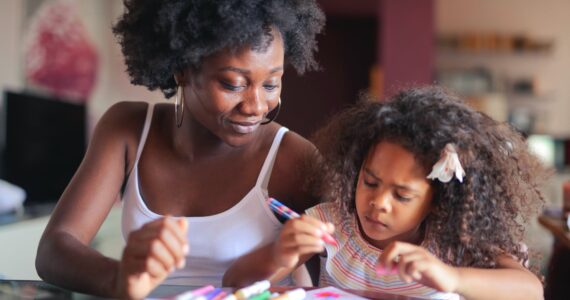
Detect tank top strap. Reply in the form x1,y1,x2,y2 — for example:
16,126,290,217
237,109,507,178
133,102,155,165
255,127,289,189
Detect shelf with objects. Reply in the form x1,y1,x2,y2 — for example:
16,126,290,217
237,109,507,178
436,32,554,56
435,31,556,137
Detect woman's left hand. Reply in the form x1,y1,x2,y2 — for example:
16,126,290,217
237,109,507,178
377,241,459,293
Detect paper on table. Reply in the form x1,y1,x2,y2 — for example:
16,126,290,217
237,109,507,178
305,287,368,300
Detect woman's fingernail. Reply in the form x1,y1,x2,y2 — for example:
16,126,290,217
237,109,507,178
177,259,186,269
183,244,189,254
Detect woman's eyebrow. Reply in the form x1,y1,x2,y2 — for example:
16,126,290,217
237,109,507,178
218,66,283,74
219,66,249,74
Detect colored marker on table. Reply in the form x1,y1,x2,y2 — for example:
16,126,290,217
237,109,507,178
223,280,271,300
269,288,306,300
266,197,338,246
248,290,272,300
175,285,215,300
193,288,225,300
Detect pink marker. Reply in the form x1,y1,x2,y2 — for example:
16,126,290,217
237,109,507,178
375,263,399,276
267,197,338,247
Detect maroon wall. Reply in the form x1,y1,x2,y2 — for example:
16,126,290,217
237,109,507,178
379,0,435,98
280,16,377,138
278,0,435,137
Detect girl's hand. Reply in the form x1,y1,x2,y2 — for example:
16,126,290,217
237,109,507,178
272,215,334,269
117,217,188,299
377,241,460,293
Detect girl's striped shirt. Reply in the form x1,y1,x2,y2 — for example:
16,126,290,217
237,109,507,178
305,202,460,300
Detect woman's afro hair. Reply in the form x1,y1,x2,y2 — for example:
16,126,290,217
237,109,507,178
113,0,325,98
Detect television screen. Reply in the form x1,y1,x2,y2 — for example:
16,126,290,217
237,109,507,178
1,90,86,205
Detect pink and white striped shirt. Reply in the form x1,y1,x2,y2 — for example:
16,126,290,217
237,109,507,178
305,202,460,300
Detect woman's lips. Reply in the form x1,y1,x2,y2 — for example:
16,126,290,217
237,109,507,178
228,120,261,134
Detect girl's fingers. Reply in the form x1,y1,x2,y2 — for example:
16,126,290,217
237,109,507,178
298,215,335,235
294,245,326,255
407,260,429,281
285,218,325,237
284,217,335,247
281,231,325,249
397,254,424,283
379,242,420,270
378,242,426,279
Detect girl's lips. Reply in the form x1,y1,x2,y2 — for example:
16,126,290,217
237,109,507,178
365,216,389,228
228,120,261,134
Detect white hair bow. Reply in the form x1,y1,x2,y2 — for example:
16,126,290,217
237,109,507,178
427,144,465,183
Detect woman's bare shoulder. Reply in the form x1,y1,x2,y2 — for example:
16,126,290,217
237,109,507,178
94,101,151,142
269,124,318,211
276,125,316,159
92,101,152,168
99,101,149,130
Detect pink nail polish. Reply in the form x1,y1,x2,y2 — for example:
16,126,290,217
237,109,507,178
376,264,398,276
321,233,338,246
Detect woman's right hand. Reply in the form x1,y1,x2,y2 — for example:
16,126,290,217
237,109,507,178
116,217,189,300
272,215,334,269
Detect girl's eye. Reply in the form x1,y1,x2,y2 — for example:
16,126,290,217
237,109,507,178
363,179,378,188
221,81,243,91
395,193,412,202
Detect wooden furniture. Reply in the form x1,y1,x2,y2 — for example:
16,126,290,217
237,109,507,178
539,214,570,300
538,214,570,249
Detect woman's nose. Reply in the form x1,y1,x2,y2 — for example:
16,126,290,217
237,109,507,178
240,88,266,117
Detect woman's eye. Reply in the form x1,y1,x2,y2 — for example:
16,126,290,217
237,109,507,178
221,81,243,91
263,84,279,91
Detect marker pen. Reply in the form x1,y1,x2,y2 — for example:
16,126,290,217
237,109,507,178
175,285,215,300
267,197,338,246
223,280,271,300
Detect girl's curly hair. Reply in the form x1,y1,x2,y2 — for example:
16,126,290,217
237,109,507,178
309,86,549,272
112,0,325,98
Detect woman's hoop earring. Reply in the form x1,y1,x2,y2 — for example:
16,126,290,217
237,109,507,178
175,85,185,128
261,97,281,125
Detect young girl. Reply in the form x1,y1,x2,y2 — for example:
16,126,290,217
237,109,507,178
224,86,547,300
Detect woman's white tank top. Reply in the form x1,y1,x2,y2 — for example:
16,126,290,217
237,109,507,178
121,103,289,286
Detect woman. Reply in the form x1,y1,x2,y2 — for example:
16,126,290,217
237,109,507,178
35,0,325,299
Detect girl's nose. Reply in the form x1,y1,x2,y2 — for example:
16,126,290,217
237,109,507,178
369,193,392,213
